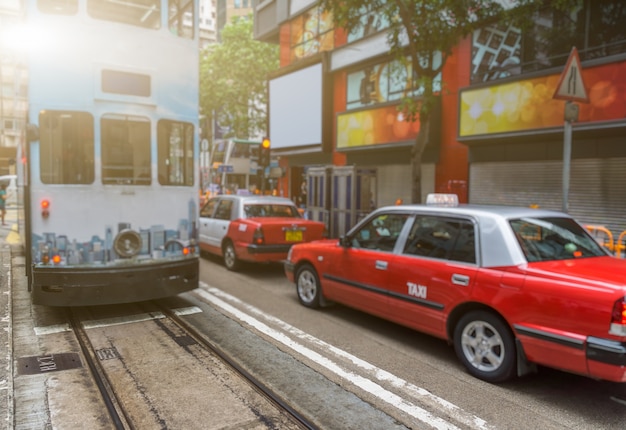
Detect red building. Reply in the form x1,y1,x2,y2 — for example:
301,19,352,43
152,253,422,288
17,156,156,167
253,0,626,236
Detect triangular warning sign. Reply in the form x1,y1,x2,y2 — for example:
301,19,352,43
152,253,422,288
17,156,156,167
553,47,589,103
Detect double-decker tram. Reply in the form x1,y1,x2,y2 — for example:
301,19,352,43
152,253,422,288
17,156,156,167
18,0,200,306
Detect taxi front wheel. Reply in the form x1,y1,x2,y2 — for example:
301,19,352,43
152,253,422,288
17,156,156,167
296,264,321,308
453,311,516,383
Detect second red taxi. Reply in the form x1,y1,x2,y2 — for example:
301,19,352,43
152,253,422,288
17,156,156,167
199,195,326,271
284,196,626,384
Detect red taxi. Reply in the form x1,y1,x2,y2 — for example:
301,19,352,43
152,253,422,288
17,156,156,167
199,195,326,271
284,196,626,383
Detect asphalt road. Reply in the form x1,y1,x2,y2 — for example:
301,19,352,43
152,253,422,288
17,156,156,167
196,254,626,430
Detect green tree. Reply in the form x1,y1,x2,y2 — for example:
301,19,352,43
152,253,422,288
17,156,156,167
320,0,577,203
200,16,279,141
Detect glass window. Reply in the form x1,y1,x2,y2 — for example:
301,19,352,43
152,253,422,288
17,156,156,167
290,6,334,62
403,216,476,263
157,120,194,186
102,70,151,97
87,0,161,29
101,114,151,185
214,199,233,221
244,204,300,218
200,198,218,218
510,217,606,262
38,0,78,15
169,0,195,39
471,0,626,83
587,0,626,57
39,111,95,184
350,213,410,252
347,5,389,43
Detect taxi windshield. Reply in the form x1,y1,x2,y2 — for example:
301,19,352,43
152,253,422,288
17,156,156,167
510,217,607,262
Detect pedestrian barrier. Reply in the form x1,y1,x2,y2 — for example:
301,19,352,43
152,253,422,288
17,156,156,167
583,225,626,258
584,225,614,253
615,230,626,259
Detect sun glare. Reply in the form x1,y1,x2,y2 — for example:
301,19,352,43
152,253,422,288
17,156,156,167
1,23,55,55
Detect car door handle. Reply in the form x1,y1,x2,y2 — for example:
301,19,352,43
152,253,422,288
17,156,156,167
375,260,388,270
451,274,470,286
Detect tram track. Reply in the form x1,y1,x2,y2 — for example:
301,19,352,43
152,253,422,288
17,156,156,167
66,301,316,430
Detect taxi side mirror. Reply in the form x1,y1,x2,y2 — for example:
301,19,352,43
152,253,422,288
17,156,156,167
339,236,351,248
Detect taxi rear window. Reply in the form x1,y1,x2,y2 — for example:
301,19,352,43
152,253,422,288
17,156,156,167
510,217,606,262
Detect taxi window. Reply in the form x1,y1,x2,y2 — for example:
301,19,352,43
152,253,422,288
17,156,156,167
510,217,606,262
214,200,234,221
351,213,410,252
403,216,476,263
200,199,218,218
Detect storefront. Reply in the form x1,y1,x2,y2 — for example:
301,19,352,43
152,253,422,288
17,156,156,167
459,59,626,235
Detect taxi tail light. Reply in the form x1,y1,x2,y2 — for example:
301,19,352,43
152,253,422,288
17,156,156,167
52,255,61,265
609,297,626,336
41,199,50,218
253,228,265,245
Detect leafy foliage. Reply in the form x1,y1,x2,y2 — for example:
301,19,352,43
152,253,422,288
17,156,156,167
199,16,279,140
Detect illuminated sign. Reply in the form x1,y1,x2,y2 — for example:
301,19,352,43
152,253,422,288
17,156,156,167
459,60,626,138
337,105,421,149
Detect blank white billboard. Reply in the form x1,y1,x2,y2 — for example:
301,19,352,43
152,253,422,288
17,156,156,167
269,63,322,150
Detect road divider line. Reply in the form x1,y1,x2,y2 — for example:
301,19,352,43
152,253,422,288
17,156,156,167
197,284,492,430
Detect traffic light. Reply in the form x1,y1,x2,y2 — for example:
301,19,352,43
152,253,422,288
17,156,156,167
259,137,271,168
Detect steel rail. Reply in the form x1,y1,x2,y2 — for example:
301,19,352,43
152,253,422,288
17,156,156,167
152,300,319,430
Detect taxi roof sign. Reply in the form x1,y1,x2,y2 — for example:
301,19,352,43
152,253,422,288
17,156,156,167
553,47,589,103
426,193,459,207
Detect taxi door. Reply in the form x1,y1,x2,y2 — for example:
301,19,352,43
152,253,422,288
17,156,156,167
386,215,478,338
207,198,234,248
199,198,219,252
324,212,412,320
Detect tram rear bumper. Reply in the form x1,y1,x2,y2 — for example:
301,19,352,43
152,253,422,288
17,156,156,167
30,258,199,306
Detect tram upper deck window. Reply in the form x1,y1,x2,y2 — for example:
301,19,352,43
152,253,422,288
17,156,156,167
38,0,78,15
87,0,161,29
157,120,194,186
168,0,195,39
39,111,95,184
101,115,151,185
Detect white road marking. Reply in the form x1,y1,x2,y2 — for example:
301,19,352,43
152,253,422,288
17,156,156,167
196,285,493,430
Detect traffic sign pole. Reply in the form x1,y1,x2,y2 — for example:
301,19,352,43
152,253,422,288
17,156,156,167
553,47,588,213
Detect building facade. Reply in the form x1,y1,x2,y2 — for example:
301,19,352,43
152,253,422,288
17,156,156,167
0,0,27,175
253,0,626,237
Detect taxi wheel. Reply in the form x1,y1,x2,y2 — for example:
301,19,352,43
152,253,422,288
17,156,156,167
296,264,321,308
223,241,240,271
453,311,516,383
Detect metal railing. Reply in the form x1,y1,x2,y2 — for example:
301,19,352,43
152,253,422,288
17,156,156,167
584,225,626,258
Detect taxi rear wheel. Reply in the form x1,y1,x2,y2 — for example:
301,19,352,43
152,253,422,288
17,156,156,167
296,264,321,308
223,241,240,271
453,311,516,383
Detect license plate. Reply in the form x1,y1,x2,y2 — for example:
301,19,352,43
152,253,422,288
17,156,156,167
285,230,303,242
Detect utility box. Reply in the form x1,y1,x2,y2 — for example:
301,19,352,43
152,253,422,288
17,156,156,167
305,166,377,238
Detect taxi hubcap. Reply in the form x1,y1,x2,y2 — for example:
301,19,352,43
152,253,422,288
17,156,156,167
461,321,504,372
297,271,316,302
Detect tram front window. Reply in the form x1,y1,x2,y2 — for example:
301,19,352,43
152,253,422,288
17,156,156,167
101,115,151,185
39,110,95,185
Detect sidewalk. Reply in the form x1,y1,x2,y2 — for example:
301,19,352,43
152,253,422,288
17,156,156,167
1,207,21,430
